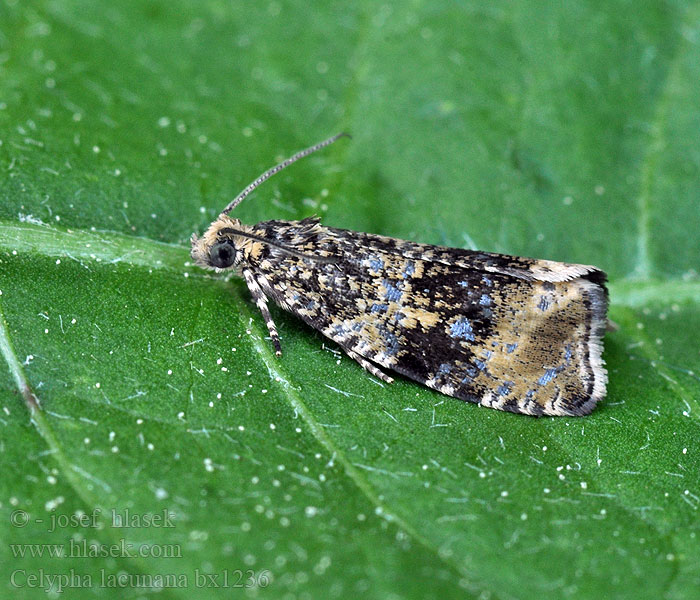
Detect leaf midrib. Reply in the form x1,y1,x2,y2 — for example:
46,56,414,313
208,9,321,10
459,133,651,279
2,220,699,304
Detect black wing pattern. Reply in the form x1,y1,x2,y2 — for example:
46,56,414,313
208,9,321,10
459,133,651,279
244,218,608,416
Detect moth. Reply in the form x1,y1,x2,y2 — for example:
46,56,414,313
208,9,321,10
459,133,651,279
191,134,608,416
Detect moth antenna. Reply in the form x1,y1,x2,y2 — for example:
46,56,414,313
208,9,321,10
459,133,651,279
218,227,336,264
221,132,350,215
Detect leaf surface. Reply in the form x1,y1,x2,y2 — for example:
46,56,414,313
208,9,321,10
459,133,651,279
1,2,699,598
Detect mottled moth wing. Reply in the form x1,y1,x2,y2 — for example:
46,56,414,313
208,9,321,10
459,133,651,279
246,217,607,417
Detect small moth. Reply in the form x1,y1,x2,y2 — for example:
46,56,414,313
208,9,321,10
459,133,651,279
191,134,608,416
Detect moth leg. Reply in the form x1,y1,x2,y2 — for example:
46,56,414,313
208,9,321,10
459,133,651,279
606,318,619,332
343,348,394,384
242,269,282,356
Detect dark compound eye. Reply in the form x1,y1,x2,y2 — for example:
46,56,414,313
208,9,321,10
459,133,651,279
209,242,236,268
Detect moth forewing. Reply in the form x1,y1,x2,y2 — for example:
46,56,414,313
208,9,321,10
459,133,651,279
191,134,609,416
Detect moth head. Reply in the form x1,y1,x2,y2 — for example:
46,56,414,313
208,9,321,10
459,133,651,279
191,133,349,271
190,216,244,271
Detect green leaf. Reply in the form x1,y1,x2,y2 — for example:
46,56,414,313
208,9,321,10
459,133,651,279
1,2,699,599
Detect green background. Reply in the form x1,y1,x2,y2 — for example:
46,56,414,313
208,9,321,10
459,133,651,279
1,1,699,598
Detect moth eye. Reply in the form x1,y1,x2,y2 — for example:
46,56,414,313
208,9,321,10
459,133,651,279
209,242,236,268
